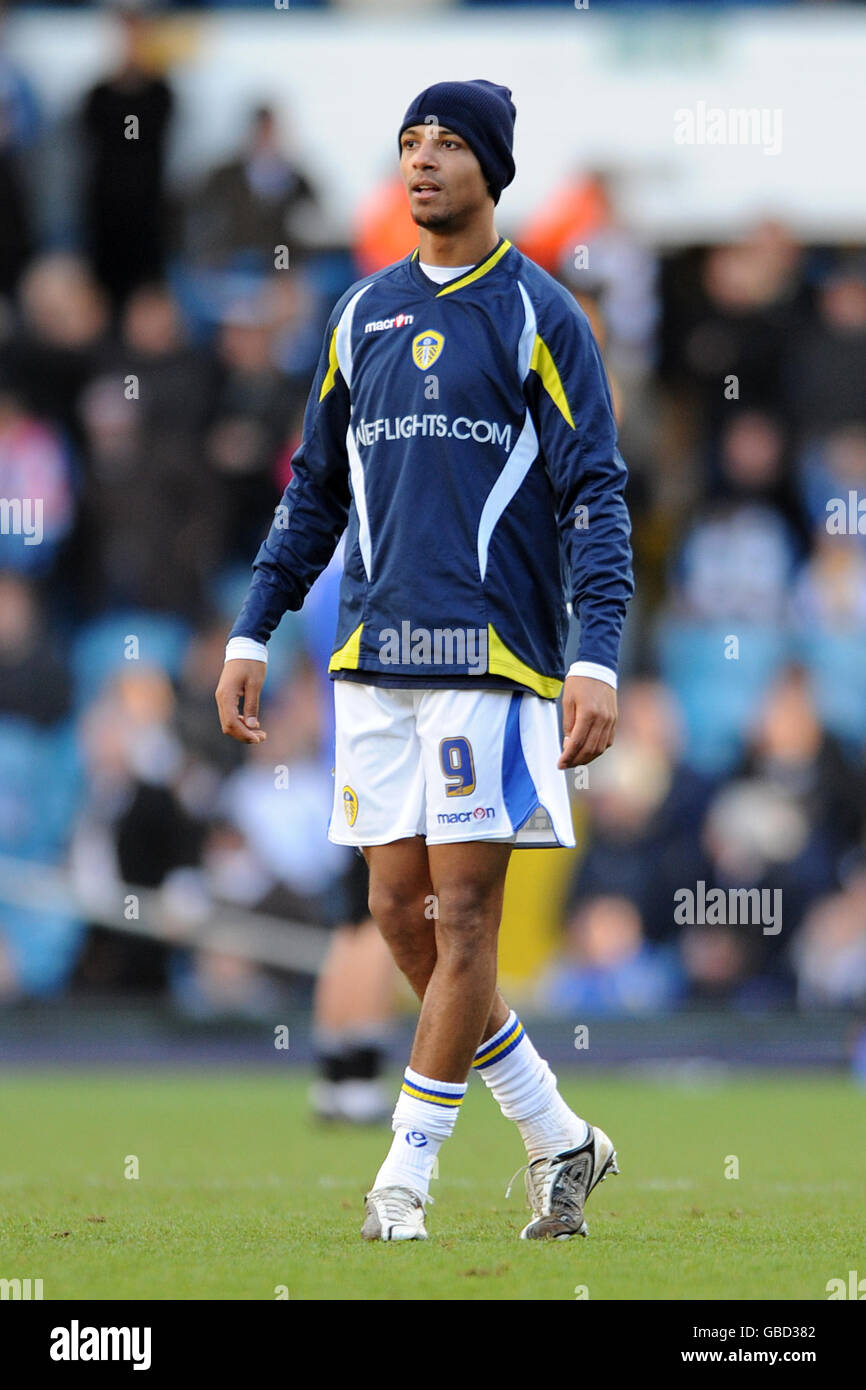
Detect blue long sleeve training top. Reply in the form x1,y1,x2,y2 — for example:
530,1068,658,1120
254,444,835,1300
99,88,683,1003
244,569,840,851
229,236,634,698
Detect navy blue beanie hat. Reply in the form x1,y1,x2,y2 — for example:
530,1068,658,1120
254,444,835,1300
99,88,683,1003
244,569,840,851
398,79,516,205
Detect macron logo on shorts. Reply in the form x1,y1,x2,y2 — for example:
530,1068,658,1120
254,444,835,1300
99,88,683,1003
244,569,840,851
437,806,495,825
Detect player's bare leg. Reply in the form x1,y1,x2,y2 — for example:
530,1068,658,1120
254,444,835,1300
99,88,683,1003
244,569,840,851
364,837,509,1034
311,918,397,1124
361,838,508,1240
412,840,512,1079
361,837,612,1241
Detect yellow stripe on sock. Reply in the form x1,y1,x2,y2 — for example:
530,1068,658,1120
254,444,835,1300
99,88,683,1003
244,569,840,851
401,1082,464,1107
473,1020,524,1068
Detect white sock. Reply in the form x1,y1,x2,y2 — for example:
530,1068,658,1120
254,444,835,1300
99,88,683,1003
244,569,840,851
371,1066,467,1201
473,1011,589,1162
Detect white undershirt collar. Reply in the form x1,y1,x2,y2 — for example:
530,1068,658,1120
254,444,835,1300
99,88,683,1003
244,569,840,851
417,261,474,285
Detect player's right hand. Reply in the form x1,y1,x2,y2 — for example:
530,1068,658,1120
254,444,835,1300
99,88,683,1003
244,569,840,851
215,659,268,744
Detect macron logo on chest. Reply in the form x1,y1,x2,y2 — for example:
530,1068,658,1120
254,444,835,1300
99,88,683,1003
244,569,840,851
364,312,415,334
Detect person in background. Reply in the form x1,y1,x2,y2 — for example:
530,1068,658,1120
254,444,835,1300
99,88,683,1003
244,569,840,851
0,252,108,452
189,104,317,273
783,257,866,437
0,0,39,297
792,863,866,1009
0,572,71,726
304,547,397,1126
79,8,174,311
206,286,307,565
540,894,685,1017
565,678,713,944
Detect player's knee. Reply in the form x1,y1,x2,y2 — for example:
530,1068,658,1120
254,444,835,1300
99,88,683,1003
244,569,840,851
368,881,425,935
434,883,499,957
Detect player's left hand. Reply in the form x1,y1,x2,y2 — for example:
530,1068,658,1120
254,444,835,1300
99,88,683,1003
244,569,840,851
558,675,617,768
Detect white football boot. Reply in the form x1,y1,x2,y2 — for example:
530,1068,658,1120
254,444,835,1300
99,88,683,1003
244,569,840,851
361,1186,429,1242
518,1125,619,1240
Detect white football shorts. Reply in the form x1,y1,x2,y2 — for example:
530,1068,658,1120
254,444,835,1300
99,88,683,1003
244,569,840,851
327,681,576,849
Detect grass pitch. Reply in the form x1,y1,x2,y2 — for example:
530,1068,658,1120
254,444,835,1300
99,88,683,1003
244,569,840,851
0,1070,863,1301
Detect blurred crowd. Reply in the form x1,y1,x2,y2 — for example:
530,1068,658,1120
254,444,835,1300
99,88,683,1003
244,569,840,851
0,11,865,1016
14,1,860,10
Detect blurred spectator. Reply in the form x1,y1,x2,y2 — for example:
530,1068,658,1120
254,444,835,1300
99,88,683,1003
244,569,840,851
707,410,807,546
540,895,685,1016
0,3,39,295
555,174,659,383
743,665,864,868
791,529,866,634
695,746,835,1000
0,253,109,449
76,285,224,617
188,104,317,273
792,872,866,1009
206,284,305,563
71,664,203,993
220,658,354,926
118,281,219,437
566,679,714,942
656,409,804,772
670,499,798,628
662,221,805,449
789,529,866,745
80,665,202,886
268,270,323,379
514,170,610,275
679,924,754,1006
0,573,71,726
79,11,175,310
796,424,866,541
677,651,865,1000
783,258,866,436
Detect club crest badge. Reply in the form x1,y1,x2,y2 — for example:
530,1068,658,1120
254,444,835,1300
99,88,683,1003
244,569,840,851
412,330,444,370
343,785,358,827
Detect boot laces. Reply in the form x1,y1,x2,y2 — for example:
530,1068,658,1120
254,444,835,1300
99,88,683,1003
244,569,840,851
504,1162,528,1201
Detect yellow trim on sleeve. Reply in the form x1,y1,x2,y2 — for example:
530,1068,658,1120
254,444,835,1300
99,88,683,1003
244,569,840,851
327,622,364,672
529,334,575,429
487,624,563,699
436,238,513,297
318,327,339,402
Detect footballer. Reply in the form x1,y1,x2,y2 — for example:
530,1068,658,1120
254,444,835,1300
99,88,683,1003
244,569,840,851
216,79,634,1241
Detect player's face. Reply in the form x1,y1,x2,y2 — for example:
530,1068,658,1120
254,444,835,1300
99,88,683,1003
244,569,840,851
400,125,490,230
